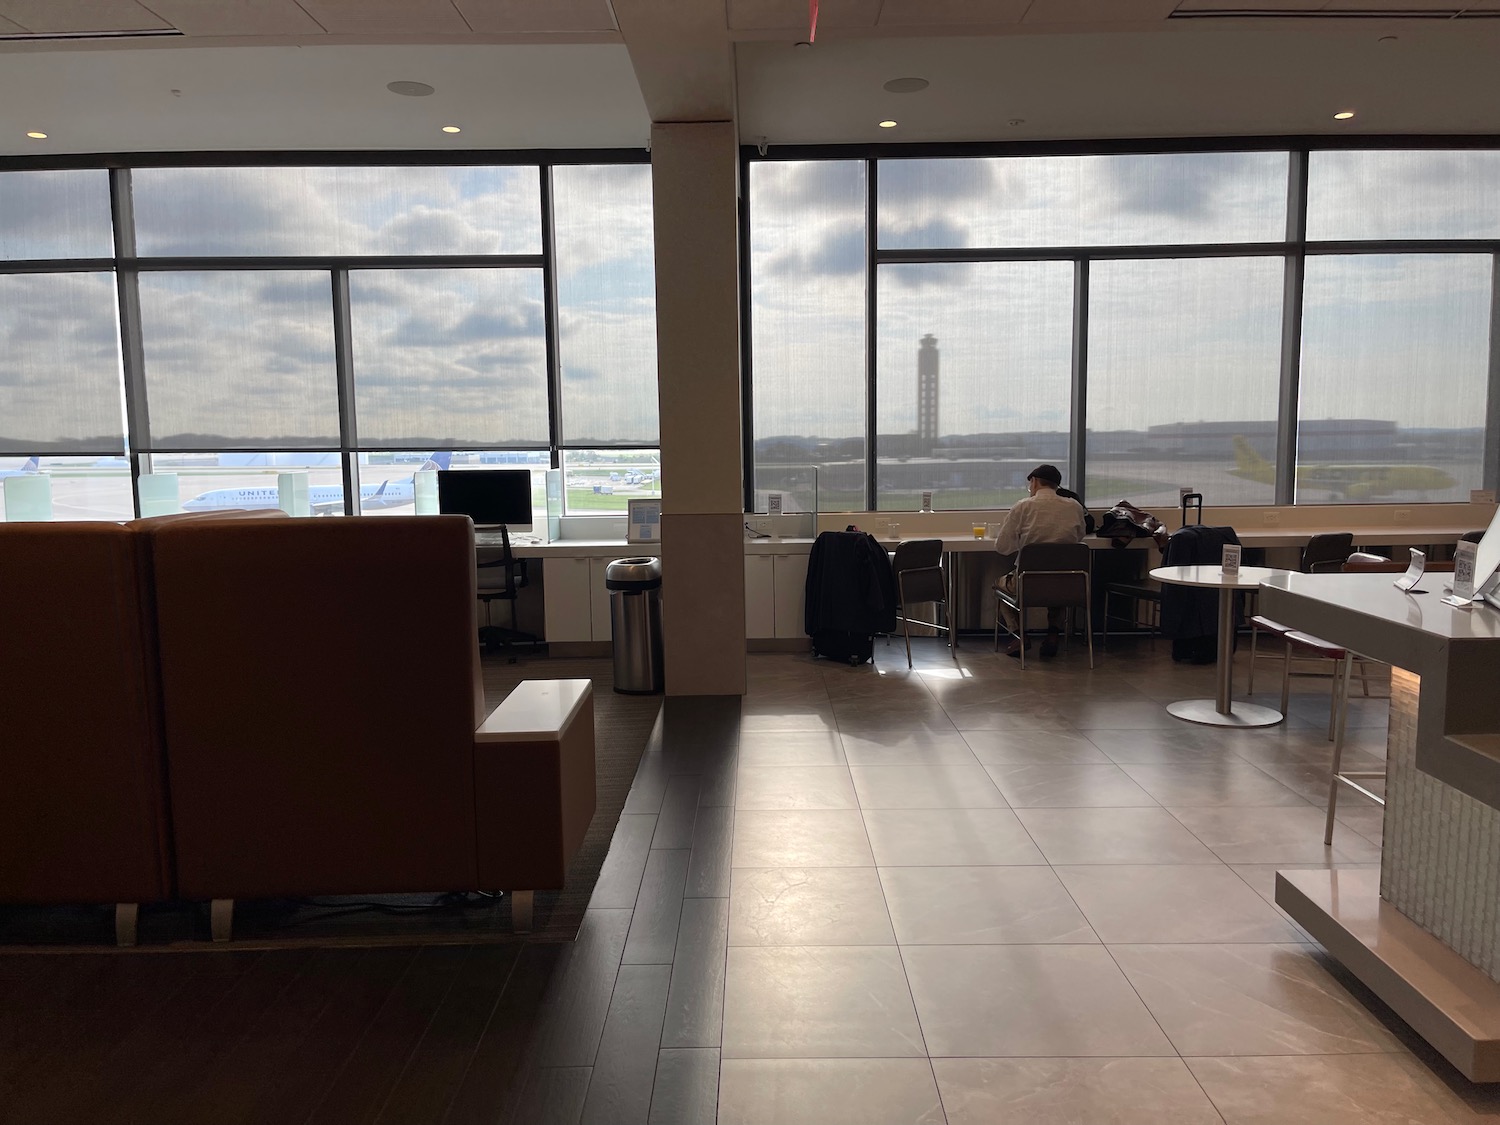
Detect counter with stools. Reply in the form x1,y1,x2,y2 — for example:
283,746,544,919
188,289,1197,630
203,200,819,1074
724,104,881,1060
1261,571,1500,1082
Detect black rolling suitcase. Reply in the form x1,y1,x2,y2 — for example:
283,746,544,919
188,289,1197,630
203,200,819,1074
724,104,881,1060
812,629,875,666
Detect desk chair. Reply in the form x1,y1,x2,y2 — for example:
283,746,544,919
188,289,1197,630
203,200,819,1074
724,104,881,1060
1302,531,1354,574
476,526,538,662
891,538,952,668
993,542,1093,669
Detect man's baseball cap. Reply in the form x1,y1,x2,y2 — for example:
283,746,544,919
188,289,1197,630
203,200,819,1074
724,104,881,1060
1027,464,1062,487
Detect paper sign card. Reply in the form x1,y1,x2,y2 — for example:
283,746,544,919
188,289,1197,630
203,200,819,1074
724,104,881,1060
1453,541,1478,601
1395,548,1426,592
627,498,661,543
920,490,933,512
1220,544,1242,578
767,492,783,516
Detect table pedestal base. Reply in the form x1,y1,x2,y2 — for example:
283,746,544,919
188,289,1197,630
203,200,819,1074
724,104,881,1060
1167,699,1283,728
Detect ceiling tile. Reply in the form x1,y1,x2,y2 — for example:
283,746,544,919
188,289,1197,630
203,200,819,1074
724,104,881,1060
876,0,1031,27
1174,1,1327,9
455,0,618,33
141,1,327,35
728,0,881,31
294,0,471,35
0,0,170,33
0,12,24,31
1023,0,1178,21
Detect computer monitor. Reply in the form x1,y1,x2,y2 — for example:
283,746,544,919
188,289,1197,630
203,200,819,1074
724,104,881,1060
436,469,533,532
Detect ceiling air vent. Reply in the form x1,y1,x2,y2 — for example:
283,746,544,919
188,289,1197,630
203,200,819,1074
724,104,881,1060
1171,8,1500,17
0,28,185,42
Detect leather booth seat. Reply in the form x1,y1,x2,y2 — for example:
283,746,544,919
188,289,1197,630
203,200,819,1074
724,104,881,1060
147,514,595,922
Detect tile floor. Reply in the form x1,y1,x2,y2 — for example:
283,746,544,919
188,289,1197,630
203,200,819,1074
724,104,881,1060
519,639,1500,1124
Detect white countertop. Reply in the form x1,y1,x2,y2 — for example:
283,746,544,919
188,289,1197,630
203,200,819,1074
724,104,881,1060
475,678,593,743
1261,571,1500,642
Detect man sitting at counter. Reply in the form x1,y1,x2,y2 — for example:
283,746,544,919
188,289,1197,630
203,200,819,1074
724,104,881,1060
993,463,1088,659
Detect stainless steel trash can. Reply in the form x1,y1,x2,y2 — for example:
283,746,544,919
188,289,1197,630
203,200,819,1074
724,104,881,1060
605,556,663,694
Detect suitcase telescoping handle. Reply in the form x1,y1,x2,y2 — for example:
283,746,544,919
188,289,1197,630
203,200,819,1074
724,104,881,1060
1180,492,1203,527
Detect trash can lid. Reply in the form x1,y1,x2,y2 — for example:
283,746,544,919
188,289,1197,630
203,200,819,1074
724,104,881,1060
606,556,662,589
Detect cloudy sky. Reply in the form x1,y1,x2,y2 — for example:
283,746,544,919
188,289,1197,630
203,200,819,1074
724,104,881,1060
1,149,1494,477
749,149,1496,448
0,162,657,451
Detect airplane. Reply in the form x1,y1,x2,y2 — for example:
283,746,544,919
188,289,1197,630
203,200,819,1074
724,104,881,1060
0,456,41,480
182,453,451,514
1230,435,1456,500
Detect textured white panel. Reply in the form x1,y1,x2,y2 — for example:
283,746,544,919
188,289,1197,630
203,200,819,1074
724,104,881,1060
728,0,881,30
455,0,618,33
1024,0,1178,21
295,0,470,35
0,0,168,33
142,0,327,36
1382,667,1500,982
876,0,1030,26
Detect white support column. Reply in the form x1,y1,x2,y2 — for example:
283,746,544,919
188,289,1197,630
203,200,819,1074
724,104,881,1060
650,120,747,697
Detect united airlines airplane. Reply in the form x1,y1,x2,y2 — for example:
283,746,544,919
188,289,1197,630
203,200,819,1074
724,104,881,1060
0,456,41,480
182,454,450,514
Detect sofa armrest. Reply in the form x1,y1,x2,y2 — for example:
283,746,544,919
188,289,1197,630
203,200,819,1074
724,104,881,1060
473,680,597,891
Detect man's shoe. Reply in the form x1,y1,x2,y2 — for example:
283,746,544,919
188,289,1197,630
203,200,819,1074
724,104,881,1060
1004,639,1030,659
1038,632,1060,659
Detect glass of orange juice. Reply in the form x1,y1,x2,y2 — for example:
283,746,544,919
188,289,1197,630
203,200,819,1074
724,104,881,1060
972,523,986,538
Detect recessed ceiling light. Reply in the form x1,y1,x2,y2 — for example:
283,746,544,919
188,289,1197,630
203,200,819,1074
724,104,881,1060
387,80,435,97
878,120,898,129
883,77,929,94
1333,111,1355,120
25,131,47,139
442,125,461,133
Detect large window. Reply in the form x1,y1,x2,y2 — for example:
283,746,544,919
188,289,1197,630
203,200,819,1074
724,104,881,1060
0,158,655,523
749,146,1499,510
1298,255,1489,503
1087,257,1283,508
875,261,1073,509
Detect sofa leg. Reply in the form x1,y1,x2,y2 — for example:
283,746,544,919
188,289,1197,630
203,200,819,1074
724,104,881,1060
511,890,534,934
115,903,138,947
210,898,234,943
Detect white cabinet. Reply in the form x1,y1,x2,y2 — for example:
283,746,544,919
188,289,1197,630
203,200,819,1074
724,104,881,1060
745,550,809,640
745,555,776,638
772,553,809,638
543,555,616,642
543,556,594,642
589,557,613,642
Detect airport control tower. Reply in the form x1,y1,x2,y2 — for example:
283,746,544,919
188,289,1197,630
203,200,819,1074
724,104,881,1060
917,334,940,450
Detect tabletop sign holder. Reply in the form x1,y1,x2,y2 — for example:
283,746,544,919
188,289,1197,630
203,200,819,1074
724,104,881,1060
627,498,661,543
1220,544,1242,579
1395,548,1427,593
1444,541,1479,607
920,490,934,512
767,492,783,516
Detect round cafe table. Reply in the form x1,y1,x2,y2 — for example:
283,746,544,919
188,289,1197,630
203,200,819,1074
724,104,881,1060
1149,564,1288,728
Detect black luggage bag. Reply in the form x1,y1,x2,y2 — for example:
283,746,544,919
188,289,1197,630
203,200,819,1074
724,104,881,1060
812,629,875,666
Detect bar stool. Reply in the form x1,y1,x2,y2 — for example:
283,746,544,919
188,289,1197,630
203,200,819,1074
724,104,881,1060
1316,648,1386,844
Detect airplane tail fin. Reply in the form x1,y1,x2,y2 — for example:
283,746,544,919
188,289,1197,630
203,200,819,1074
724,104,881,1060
1232,435,1269,474
417,451,452,472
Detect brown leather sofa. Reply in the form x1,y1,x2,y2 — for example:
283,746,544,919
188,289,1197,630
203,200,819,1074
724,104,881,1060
146,514,595,939
0,522,171,945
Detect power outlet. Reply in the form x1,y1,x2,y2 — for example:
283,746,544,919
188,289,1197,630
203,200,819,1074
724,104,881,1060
1395,508,1413,524
1263,510,1281,525
748,517,771,534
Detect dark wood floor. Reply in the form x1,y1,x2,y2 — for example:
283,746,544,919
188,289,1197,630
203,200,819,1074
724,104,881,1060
0,693,734,1125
